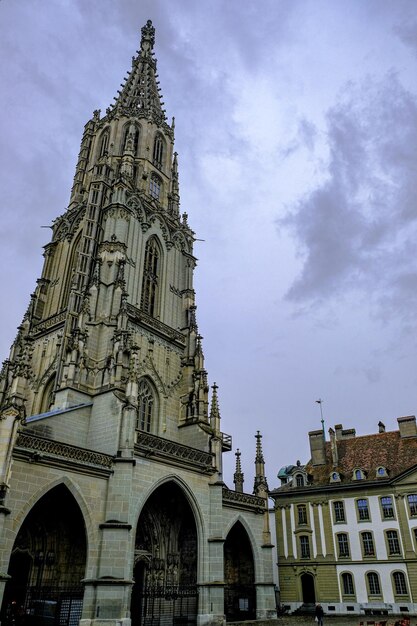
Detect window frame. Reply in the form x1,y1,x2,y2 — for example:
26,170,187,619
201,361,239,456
385,529,401,557
391,571,409,598
149,173,162,200
361,531,376,558
380,495,395,520
356,498,371,522
407,494,417,517
340,572,356,599
140,237,161,317
333,500,346,523
299,535,310,559
366,571,382,598
136,378,156,433
297,504,308,526
152,134,165,169
336,532,350,558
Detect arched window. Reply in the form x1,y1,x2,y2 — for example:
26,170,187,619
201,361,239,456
337,533,350,558
137,379,155,432
39,375,56,414
361,532,375,557
153,134,164,168
98,131,109,158
121,123,140,155
295,474,304,487
366,572,381,596
141,238,160,317
392,571,408,596
149,173,162,200
341,572,354,596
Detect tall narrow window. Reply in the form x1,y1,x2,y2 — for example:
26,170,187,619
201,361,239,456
337,533,350,558
153,134,164,168
407,494,417,516
357,498,370,520
149,173,162,200
296,474,304,487
361,532,375,556
381,496,394,519
299,536,310,559
393,572,408,595
367,572,381,596
297,504,307,525
341,573,354,595
386,530,401,555
333,501,345,522
137,379,154,432
141,238,160,317
99,131,109,157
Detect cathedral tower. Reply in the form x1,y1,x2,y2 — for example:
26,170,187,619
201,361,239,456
0,21,276,626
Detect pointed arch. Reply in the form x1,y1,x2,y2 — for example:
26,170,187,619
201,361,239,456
38,373,56,414
140,236,162,317
137,376,158,433
98,128,110,158
61,230,82,309
149,172,162,200
224,520,256,621
152,133,165,169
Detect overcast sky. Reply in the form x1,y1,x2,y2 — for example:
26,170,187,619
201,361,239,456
1,0,417,489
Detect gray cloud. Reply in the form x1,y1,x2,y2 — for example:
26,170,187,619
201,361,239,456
280,72,417,322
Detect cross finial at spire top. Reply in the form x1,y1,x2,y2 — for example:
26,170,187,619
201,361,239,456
140,20,155,55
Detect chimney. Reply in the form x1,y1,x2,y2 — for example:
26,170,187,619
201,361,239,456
309,430,326,466
398,415,417,438
329,428,338,466
378,421,385,433
335,424,343,440
341,428,356,439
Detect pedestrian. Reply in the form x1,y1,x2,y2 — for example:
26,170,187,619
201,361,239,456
315,603,324,626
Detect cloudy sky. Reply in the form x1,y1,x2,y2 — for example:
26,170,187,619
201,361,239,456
1,0,417,489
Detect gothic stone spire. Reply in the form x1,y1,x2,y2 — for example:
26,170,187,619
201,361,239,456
233,448,244,493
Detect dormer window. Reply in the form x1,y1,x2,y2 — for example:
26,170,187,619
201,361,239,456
376,466,388,478
353,468,365,480
295,474,304,487
330,471,341,483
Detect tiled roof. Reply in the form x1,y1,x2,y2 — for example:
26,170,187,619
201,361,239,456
271,430,417,494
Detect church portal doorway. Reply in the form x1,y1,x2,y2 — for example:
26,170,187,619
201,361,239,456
0,484,87,626
301,572,316,604
224,522,256,621
131,482,198,626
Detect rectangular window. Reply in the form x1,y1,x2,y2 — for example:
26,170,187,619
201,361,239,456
408,494,417,516
381,496,394,519
300,536,310,559
386,530,401,555
333,501,345,522
337,533,350,557
357,498,370,521
297,504,307,525
362,532,375,556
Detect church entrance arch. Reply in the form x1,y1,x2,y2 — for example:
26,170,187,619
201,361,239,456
131,482,198,626
224,522,256,621
0,484,87,626
301,572,316,604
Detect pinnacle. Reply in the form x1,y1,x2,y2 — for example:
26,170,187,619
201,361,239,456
111,20,167,125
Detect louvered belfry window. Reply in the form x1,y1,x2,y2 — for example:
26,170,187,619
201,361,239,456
141,238,159,316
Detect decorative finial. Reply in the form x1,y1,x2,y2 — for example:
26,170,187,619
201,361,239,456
140,20,155,55
234,449,244,493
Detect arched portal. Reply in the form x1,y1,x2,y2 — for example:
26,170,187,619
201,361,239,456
131,482,198,626
1,485,87,626
301,572,316,604
224,522,256,621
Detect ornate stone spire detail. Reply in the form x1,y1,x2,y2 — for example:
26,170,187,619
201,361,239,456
233,449,244,493
210,382,220,433
253,431,269,496
111,20,168,126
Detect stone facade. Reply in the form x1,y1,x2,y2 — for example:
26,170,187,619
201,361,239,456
0,21,276,626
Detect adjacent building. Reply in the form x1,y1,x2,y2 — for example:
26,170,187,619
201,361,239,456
270,417,417,617
0,21,277,626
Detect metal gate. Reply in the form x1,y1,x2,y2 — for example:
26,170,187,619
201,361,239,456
3,586,84,626
224,584,256,622
137,584,198,626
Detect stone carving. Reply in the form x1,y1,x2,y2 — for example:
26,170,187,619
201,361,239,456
135,431,214,472
126,303,186,346
222,488,265,513
15,432,114,469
